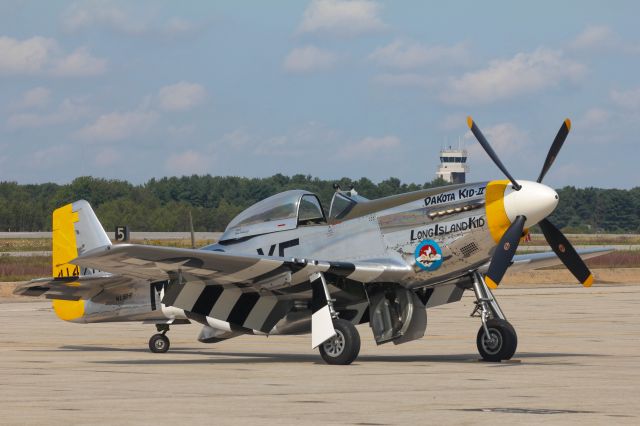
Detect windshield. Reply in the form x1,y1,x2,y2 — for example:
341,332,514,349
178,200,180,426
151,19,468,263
328,192,357,222
298,194,326,225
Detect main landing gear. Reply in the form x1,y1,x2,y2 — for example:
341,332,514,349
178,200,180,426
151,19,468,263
149,324,170,353
470,272,517,362
312,272,360,365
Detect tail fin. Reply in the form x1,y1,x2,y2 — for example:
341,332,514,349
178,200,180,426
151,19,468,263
52,200,111,278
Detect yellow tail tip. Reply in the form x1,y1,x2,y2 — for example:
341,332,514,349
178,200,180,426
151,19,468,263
52,299,85,321
466,116,474,129
565,118,572,131
485,276,498,289
582,274,594,287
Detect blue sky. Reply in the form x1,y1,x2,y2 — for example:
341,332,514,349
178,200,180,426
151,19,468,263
1,0,639,188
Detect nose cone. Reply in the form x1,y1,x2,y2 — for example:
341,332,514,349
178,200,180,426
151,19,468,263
503,180,558,227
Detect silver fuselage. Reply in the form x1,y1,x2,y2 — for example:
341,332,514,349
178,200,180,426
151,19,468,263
206,181,493,289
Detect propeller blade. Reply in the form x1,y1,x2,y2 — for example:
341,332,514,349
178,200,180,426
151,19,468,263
539,218,594,286
467,117,521,190
485,215,526,288
537,118,571,183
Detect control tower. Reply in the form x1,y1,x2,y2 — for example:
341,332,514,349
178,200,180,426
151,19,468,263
436,147,469,184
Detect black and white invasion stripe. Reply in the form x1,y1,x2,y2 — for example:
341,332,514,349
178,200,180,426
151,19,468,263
163,281,292,333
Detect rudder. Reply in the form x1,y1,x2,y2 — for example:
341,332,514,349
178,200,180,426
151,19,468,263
52,200,111,278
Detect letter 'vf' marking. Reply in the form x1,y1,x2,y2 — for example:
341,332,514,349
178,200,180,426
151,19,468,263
257,238,300,257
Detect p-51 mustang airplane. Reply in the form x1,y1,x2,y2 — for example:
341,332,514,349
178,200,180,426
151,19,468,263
16,117,610,364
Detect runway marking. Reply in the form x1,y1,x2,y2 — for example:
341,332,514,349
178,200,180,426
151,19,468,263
457,407,596,415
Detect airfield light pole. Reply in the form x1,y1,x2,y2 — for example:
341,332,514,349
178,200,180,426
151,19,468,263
188,210,195,249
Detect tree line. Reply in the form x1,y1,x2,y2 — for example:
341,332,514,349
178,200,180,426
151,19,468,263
0,175,638,233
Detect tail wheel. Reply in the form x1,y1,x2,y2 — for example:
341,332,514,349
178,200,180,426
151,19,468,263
149,333,170,353
476,318,517,362
319,318,360,365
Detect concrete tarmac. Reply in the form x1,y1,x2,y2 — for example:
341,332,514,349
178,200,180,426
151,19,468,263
0,284,639,425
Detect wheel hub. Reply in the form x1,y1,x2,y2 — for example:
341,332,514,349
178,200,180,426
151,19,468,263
481,329,502,355
322,330,345,357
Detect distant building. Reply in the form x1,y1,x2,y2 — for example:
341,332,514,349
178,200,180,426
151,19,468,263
436,147,469,184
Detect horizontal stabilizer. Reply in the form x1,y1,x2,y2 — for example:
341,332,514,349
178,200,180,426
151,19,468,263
14,274,136,300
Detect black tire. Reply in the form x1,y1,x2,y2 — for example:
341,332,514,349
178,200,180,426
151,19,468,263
149,333,170,353
476,319,517,362
319,318,360,365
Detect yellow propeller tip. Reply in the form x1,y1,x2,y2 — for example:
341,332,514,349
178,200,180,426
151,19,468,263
466,116,474,129
582,274,594,287
564,118,572,131
485,276,498,289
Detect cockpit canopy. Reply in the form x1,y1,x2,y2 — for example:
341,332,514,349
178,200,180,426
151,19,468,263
220,190,326,242
327,190,368,222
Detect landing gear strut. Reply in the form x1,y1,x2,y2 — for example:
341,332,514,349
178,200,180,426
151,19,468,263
470,272,517,362
149,324,170,353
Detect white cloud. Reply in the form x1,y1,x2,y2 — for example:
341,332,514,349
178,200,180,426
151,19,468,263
226,122,339,157
283,45,337,73
167,124,196,140
441,113,467,131
16,87,51,109
579,108,610,128
568,25,640,54
339,135,400,159
372,73,437,89
165,150,211,175
7,98,88,129
156,81,207,111
369,40,468,69
33,144,72,167
610,87,640,109
0,36,106,77
253,136,290,156
219,129,252,149
63,1,141,34
0,36,56,74
464,122,527,159
94,147,121,167
569,25,615,50
52,47,107,76
62,2,195,36
442,48,586,105
71,82,203,144
75,110,158,142
298,0,385,36
166,18,195,35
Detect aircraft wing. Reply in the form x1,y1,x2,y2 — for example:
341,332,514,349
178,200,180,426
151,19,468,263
13,273,139,301
471,247,612,275
71,244,412,286
69,244,411,333
499,247,614,273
